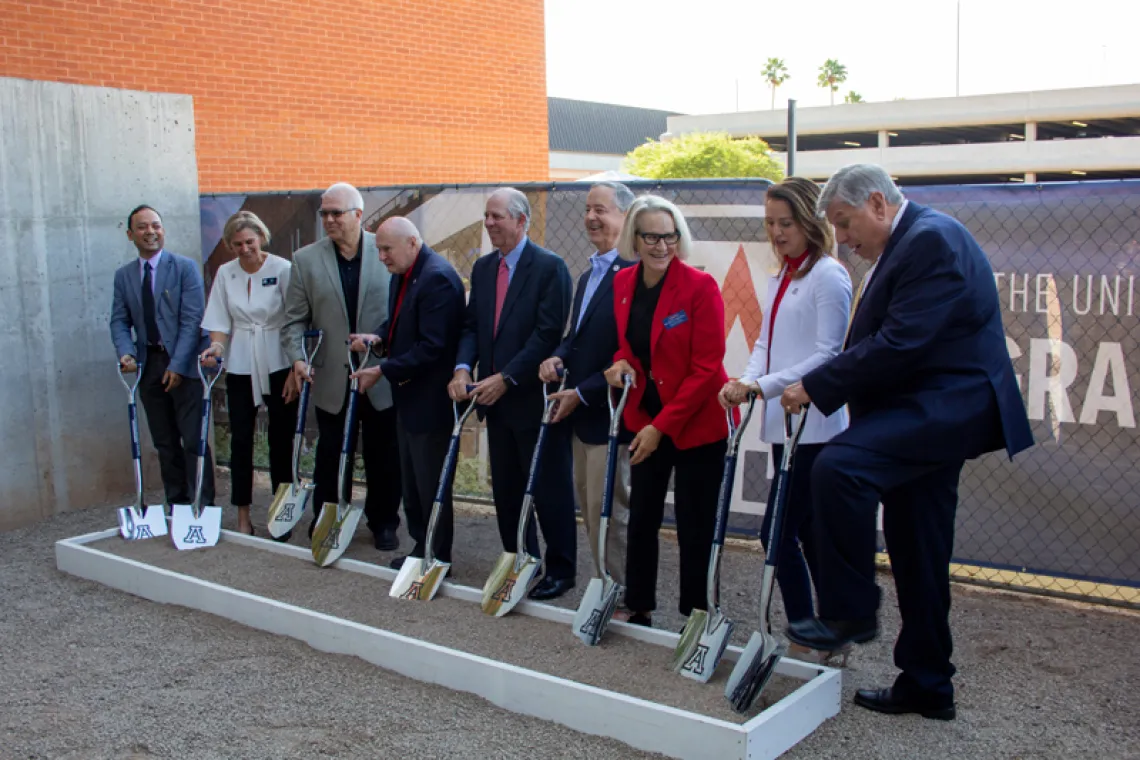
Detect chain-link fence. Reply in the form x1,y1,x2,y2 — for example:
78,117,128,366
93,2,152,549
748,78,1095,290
199,179,1140,609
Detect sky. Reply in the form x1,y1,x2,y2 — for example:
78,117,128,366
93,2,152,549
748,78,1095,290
545,0,1140,115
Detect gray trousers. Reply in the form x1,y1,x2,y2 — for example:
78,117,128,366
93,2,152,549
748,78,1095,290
396,413,453,563
573,435,630,586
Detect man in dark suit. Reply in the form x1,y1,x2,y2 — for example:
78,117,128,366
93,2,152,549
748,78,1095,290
540,181,636,600
781,164,1034,720
350,217,466,570
110,205,214,506
448,187,576,600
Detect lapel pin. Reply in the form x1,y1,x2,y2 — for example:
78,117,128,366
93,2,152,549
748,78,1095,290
612,264,620,272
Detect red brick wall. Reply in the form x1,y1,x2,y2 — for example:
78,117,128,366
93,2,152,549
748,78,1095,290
1,0,548,192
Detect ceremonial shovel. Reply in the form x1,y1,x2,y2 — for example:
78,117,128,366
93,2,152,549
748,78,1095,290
267,329,323,538
170,356,224,550
115,361,168,541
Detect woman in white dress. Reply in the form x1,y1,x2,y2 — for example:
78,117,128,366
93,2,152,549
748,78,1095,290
201,211,298,535
719,177,853,660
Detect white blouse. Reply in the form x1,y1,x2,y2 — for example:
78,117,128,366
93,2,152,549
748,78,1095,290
202,254,292,402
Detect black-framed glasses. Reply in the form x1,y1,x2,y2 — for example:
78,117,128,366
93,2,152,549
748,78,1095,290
319,208,356,219
636,230,681,246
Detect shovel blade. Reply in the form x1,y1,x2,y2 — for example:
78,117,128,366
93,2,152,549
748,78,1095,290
725,630,785,713
572,577,623,646
267,482,311,538
139,505,168,538
679,611,736,683
169,504,222,550
117,507,140,540
391,557,451,601
311,503,363,567
671,609,708,672
481,553,539,617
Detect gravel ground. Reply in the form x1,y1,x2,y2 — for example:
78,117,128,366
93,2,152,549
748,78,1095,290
3,474,1139,759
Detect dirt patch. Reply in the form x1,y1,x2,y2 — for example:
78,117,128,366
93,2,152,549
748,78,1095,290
97,536,803,725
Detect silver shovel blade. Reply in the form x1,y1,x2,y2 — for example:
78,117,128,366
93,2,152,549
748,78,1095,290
117,507,140,540
169,504,222,550
391,556,451,601
678,611,736,683
572,577,622,646
725,630,786,713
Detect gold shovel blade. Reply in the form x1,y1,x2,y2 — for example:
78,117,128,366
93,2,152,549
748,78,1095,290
679,612,735,683
310,503,362,567
391,557,451,601
671,609,709,672
481,552,539,617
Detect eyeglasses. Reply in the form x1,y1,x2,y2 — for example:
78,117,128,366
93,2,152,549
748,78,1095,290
319,208,357,219
636,231,681,246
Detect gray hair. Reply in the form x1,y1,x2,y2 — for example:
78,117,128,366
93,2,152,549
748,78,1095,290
323,182,365,211
616,194,694,263
590,181,635,212
491,187,531,231
817,164,904,214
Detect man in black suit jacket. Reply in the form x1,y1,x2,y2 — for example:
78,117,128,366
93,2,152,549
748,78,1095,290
352,217,466,569
448,187,577,600
541,182,636,599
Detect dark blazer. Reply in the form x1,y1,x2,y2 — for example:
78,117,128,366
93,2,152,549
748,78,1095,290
376,244,466,435
110,250,207,378
612,259,733,450
554,254,636,445
455,238,573,429
803,202,1034,462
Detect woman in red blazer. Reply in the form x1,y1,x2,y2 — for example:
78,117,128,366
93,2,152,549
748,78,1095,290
603,194,732,627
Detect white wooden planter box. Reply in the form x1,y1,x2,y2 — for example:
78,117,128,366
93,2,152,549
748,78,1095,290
56,527,841,760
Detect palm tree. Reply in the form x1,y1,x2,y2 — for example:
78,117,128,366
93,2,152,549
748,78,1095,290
844,90,864,104
817,59,848,105
762,57,790,110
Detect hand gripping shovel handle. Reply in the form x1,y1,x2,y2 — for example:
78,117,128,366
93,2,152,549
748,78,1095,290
192,356,225,517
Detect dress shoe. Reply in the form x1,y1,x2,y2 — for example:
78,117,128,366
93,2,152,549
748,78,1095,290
854,687,956,720
527,576,575,601
786,617,878,650
373,528,399,551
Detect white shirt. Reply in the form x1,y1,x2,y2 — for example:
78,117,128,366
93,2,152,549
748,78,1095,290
860,199,909,292
201,254,292,402
138,249,164,293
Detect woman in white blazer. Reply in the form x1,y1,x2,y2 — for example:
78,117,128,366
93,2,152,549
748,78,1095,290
720,177,853,660
201,211,298,535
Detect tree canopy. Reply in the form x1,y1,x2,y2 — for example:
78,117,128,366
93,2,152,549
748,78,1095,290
623,132,784,181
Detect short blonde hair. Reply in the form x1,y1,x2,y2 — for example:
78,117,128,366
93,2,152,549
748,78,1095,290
616,194,694,262
223,210,271,247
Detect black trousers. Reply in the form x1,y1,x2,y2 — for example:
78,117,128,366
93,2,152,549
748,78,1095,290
811,442,964,703
312,390,402,533
225,369,297,507
760,442,824,623
486,419,577,581
625,435,727,616
396,414,453,562
138,346,215,505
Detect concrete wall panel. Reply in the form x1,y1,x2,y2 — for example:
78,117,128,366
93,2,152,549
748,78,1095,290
0,77,200,530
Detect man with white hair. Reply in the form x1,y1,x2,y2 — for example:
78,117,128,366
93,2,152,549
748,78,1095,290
780,164,1033,719
279,183,402,550
449,187,577,600
349,216,466,570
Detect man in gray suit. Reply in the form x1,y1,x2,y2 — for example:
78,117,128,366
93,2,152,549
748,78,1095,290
110,205,214,506
280,183,402,549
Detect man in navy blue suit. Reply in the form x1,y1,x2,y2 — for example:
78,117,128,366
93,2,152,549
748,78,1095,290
540,182,636,603
351,217,466,570
110,205,214,507
781,164,1033,720
448,187,577,600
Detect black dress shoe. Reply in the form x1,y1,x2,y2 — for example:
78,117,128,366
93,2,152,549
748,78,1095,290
389,555,413,570
786,617,878,650
373,528,399,551
527,576,575,601
854,687,956,720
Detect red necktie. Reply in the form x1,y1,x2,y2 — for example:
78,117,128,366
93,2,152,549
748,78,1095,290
493,257,509,336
